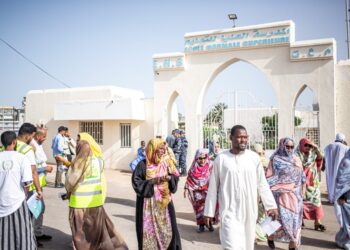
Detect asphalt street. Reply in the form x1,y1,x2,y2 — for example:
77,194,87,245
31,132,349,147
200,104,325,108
39,170,341,250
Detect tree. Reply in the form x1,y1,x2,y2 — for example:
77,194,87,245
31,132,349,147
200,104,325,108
203,102,228,130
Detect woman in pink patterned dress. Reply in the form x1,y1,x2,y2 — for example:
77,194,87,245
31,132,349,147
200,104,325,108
184,149,219,233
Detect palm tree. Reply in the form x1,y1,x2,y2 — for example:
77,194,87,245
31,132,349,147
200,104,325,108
204,102,228,130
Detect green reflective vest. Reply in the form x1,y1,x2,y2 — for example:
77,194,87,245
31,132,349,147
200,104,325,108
69,156,104,208
29,163,47,191
16,140,46,191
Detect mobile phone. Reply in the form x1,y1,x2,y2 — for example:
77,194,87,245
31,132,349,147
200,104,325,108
58,192,68,200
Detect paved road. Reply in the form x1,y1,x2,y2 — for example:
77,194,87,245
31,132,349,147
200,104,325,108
40,170,341,250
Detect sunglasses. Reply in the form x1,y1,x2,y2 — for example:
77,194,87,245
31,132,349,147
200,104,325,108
285,145,294,149
304,144,313,148
198,157,206,160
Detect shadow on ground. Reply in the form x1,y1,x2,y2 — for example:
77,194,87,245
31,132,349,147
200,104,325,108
301,235,339,249
176,211,196,221
256,243,284,250
177,223,221,245
113,214,135,223
41,226,72,250
105,197,136,207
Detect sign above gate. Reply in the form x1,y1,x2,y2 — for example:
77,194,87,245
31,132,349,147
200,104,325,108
184,21,295,53
290,39,334,61
153,52,185,71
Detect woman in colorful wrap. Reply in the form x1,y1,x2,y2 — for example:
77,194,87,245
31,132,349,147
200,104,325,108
266,138,305,250
184,149,219,233
132,138,182,250
334,149,350,249
65,132,128,250
296,137,326,231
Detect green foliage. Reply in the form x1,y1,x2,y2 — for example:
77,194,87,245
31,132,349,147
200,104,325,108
261,113,302,149
202,126,230,149
204,102,228,130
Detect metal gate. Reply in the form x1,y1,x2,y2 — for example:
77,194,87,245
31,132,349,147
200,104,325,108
294,108,320,147
203,91,278,152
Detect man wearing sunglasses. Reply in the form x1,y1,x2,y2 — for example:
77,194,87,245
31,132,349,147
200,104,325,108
204,125,277,250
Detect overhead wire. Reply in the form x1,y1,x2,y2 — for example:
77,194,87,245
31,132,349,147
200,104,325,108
0,37,71,88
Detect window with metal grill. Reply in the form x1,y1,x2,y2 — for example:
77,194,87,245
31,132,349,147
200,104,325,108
79,121,103,145
121,123,131,148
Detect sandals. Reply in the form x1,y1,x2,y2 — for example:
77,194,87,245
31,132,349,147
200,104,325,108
267,239,275,249
207,221,214,232
314,224,326,232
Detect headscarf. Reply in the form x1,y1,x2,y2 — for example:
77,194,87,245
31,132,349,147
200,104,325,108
335,133,346,143
186,149,212,191
66,133,106,200
334,149,350,200
270,138,294,160
253,143,269,169
266,138,304,187
79,132,102,158
65,140,92,194
253,143,264,154
145,138,179,209
295,137,317,167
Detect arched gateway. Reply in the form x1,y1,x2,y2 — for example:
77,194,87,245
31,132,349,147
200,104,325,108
153,20,336,160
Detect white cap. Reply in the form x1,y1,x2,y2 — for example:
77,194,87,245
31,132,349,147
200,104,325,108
335,133,346,142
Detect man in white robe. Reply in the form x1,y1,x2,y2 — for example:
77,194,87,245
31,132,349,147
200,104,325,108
204,125,277,250
324,133,349,226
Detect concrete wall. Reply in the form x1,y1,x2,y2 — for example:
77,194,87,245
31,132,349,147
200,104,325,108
335,60,350,140
25,86,153,171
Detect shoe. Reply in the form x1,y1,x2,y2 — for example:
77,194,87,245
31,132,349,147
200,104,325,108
37,241,43,247
206,221,214,232
267,239,275,249
314,224,326,232
36,234,52,241
196,225,205,233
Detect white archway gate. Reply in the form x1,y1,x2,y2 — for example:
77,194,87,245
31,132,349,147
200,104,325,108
153,20,336,162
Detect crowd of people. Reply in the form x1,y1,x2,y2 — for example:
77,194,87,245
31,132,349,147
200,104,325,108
0,122,349,250
0,123,128,250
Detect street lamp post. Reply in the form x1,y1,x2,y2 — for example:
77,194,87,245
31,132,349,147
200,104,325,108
228,13,238,28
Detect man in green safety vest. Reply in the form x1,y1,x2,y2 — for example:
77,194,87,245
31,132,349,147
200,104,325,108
16,123,43,200
30,126,54,245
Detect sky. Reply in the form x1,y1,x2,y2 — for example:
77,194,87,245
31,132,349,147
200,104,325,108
0,0,346,113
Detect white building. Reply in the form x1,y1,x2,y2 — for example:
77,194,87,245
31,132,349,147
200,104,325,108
25,86,154,170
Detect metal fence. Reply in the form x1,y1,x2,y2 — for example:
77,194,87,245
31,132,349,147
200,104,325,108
202,91,278,151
